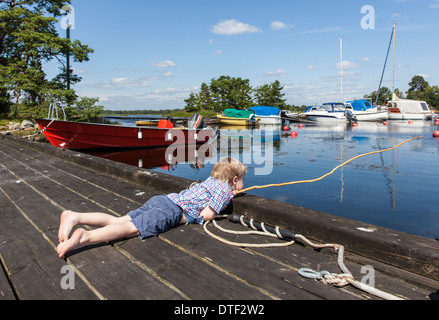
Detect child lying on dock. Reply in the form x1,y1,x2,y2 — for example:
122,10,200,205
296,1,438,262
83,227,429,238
56,157,247,258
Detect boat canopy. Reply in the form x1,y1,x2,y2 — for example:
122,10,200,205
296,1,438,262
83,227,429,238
346,100,374,111
249,106,281,116
223,109,255,119
389,97,432,114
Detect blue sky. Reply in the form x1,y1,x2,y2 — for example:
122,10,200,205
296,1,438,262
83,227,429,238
50,0,439,110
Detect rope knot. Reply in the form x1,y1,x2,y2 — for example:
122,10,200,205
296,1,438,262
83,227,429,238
298,268,355,287
322,273,355,287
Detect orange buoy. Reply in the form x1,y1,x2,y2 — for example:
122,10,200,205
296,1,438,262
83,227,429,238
298,124,304,129
291,131,298,138
433,130,439,138
283,126,290,131
383,121,389,126
408,120,413,124
352,123,358,127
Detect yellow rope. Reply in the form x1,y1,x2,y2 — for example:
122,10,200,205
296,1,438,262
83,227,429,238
239,136,424,194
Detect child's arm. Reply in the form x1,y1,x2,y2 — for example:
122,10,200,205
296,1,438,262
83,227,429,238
200,206,217,222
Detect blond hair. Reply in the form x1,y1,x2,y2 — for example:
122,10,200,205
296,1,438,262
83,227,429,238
211,157,247,183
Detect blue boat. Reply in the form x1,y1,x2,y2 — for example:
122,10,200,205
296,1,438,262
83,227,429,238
249,106,282,125
344,100,388,122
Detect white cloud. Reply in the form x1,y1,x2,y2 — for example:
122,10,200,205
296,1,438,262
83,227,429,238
211,19,261,35
271,21,294,31
73,68,86,74
212,50,222,56
306,65,313,71
151,60,176,68
416,73,431,79
144,71,173,81
110,78,150,87
335,61,360,70
264,69,287,76
93,86,200,110
88,78,150,90
153,86,198,94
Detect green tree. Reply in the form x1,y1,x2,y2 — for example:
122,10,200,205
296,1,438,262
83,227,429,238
184,83,212,112
363,87,404,105
0,0,94,118
185,76,253,113
417,85,439,110
0,86,11,115
67,97,104,122
253,80,286,107
407,75,429,99
209,76,252,111
405,75,438,109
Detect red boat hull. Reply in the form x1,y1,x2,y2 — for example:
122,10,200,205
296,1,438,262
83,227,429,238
35,119,213,150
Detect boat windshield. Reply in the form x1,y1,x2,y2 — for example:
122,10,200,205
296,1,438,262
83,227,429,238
321,103,346,112
322,105,333,112
421,103,430,111
333,103,346,111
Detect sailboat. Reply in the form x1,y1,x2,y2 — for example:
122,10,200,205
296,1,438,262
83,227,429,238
383,23,435,121
303,39,350,123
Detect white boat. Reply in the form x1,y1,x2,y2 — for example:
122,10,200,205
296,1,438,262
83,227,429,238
345,100,388,122
378,23,435,121
249,106,282,125
386,94,435,120
303,103,348,123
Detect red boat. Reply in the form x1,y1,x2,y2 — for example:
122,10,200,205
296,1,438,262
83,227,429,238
35,117,215,150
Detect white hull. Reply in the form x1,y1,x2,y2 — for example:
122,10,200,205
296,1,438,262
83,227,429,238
387,112,429,121
304,113,347,123
256,116,282,125
352,110,389,122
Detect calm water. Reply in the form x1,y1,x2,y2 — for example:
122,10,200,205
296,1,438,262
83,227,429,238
100,117,439,240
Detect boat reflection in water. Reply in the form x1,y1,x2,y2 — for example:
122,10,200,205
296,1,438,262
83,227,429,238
86,144,212,171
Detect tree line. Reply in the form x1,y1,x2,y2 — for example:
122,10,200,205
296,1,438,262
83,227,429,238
0,0,103,121
185,75,438,114
184,76,307,113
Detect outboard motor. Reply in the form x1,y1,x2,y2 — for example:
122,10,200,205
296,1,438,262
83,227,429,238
344,110,357,123
187,113,205,129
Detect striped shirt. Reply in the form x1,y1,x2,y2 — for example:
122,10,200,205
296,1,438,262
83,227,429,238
168,177,234,225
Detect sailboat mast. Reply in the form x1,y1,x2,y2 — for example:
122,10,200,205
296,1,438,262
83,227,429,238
375,24,395,106
339,38,343,102
392,23,396,97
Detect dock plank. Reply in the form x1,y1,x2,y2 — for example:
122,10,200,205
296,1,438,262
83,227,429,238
0,183,98,300
0,149,191,300
164,221,367,300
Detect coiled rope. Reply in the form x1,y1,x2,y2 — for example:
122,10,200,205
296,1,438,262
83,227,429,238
205,216,403,300
238,136,424,194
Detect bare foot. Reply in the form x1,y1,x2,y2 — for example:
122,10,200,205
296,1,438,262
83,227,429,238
57,228,87,258
58,211,79,243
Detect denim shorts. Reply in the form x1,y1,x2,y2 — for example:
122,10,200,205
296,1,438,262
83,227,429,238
127,195,183,240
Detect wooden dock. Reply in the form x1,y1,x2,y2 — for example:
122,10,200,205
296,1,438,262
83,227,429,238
0,135,438,301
